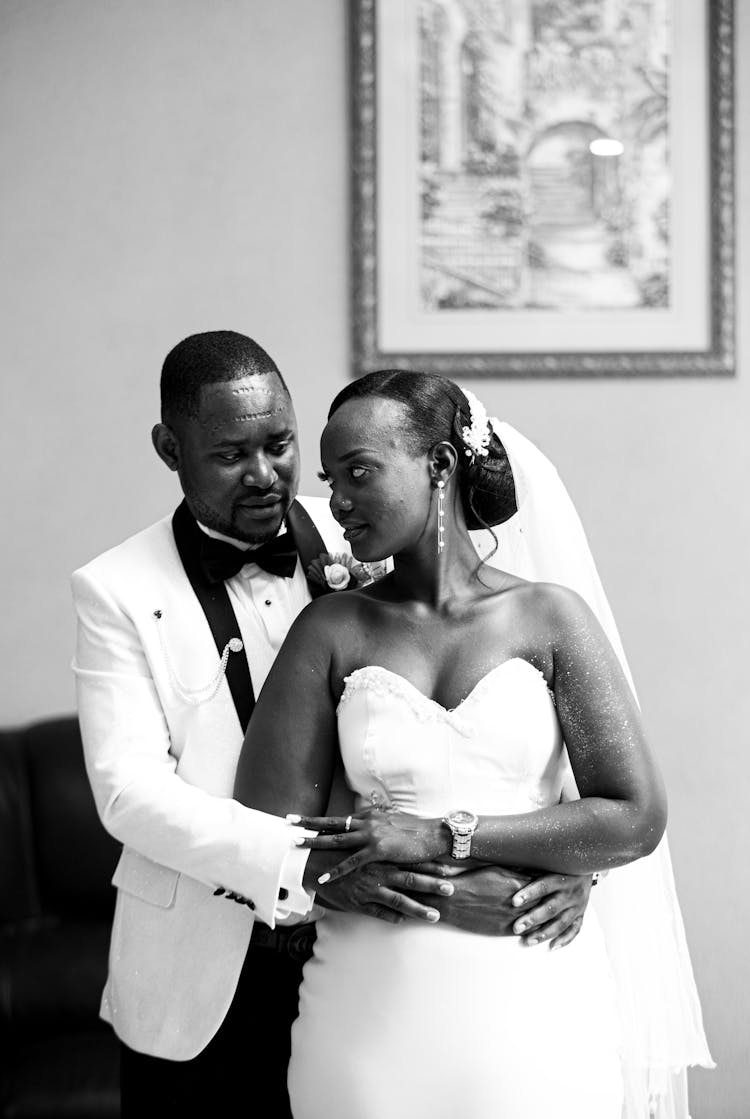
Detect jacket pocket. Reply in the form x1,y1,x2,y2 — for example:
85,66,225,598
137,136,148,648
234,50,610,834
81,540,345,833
112,847,180,908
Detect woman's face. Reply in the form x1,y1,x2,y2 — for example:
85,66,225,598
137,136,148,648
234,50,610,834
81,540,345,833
319,396,434,561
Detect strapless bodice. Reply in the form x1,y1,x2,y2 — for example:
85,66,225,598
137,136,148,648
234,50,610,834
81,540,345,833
336,658,566,818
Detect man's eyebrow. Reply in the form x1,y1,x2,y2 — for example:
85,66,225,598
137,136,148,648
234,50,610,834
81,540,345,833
263,426,295,439
209,427,295,446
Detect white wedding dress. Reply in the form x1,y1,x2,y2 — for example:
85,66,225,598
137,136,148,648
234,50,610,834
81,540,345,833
289,659,624,1119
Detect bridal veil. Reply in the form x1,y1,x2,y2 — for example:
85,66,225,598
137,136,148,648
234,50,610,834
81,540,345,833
471,420,714,1119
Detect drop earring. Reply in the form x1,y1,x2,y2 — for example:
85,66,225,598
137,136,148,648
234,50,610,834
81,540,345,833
437,480,445,555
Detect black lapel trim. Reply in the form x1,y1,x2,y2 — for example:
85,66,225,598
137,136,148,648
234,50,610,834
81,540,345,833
286,499,332,599
171,501,255,732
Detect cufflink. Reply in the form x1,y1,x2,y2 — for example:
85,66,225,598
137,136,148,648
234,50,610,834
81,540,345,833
229,891,255,909
214,885,254,909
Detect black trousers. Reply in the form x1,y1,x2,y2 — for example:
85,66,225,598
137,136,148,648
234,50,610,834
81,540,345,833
120,942,305,1118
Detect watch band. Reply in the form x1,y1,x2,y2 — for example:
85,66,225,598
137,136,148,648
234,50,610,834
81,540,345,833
443,810,479,860
451,832,473,859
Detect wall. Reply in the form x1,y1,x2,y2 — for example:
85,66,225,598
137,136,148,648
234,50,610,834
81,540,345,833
0,1,746,1113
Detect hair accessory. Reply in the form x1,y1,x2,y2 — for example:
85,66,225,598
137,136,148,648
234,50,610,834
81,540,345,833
437,480,446,554
459,388,492,461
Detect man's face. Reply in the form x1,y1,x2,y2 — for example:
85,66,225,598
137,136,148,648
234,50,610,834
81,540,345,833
163,374,300,544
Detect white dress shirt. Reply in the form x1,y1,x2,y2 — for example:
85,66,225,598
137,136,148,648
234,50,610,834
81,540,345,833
198,522,319,921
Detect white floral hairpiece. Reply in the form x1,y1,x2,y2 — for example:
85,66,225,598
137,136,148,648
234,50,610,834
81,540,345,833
459,388,492,460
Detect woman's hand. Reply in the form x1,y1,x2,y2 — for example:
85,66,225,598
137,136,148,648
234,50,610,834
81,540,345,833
289,807,447,884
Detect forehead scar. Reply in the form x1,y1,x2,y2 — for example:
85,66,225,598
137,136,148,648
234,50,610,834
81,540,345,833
206,405,286,435
233,406,286,422
229,382,275,398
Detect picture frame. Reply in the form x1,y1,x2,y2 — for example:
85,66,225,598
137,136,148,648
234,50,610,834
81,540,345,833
350,0,735,378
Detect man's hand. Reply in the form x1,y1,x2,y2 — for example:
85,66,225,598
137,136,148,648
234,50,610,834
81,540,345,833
315,861,454,925
410,864,593,948
304,844,594,946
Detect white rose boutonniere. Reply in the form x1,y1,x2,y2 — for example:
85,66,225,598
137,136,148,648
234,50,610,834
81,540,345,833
323,561,351,591
306,552,388,593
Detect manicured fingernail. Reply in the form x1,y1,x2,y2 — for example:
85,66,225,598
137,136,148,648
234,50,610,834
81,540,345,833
512,895,524,906
317,872,331,884
426,909,440,922
515,921,528,933
292,836,306,847
550,942,561,952
439,883,454,895
526,937,539,946
285,814,301,823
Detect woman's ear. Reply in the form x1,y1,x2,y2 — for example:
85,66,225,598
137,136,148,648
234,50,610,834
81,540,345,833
428,440,458,485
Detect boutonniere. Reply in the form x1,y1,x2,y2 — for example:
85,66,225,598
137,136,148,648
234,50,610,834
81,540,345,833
306,552,388,593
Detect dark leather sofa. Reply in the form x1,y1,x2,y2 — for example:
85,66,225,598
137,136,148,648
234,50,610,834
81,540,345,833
0,715,121,1118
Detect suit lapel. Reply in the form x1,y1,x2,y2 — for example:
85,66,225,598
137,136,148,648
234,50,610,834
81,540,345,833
171,502,255,733
286,499,333,599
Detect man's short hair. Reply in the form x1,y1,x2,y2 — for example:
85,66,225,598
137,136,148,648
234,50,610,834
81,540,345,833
160,331,289,424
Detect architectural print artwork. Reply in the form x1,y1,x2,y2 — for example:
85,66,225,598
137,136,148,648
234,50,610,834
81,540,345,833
419,0,670,315
351,0,735,376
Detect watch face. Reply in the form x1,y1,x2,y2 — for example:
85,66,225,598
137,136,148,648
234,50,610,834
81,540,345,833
448,810,477,830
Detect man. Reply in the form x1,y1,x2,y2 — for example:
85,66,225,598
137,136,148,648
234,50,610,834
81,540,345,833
72,331,591,1116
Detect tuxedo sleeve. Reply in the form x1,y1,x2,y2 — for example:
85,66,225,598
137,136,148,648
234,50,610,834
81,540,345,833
71,566,310,928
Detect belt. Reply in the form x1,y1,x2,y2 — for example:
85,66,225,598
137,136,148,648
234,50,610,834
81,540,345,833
250,921,317,963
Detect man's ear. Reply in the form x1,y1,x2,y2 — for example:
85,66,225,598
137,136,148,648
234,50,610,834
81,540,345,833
152,423,180,472
428,440,458,485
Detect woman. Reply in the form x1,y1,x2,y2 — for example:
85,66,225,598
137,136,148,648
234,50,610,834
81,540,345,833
235,371,712,1118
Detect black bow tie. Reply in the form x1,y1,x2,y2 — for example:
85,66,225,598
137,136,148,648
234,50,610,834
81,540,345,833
198,531,298,584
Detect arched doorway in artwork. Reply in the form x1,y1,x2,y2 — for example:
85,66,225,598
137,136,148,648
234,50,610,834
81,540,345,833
526,120,618,225
523,119,637,309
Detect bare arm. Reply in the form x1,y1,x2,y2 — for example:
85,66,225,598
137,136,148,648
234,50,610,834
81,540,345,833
234,599,453,925
234,599,340,817
298,586,667,882
467,585,667,870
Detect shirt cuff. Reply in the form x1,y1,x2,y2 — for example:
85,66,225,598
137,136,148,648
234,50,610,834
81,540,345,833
274,832,316,923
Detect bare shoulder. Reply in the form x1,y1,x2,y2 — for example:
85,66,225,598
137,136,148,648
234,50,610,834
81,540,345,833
501,579,598,632
284,584,378,646
527,583,623,679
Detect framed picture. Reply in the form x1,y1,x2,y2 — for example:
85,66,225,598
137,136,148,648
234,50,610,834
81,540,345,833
350,0,735,377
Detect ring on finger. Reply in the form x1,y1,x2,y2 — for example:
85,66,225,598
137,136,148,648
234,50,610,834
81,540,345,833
344,815,353,832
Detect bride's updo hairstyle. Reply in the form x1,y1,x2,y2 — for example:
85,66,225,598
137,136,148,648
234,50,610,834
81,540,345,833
327,370,517,531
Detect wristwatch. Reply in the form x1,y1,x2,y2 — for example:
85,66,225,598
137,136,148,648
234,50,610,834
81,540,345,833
443,810,479,860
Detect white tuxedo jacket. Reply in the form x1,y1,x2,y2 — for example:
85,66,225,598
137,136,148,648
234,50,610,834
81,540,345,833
71,496,344,1060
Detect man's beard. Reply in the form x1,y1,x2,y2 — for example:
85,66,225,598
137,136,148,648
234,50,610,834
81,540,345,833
185,490,286,545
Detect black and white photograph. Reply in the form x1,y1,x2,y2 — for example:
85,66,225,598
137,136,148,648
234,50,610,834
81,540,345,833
0,2,744,1117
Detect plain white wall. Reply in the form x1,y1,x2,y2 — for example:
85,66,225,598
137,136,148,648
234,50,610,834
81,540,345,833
1,2,747,1114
